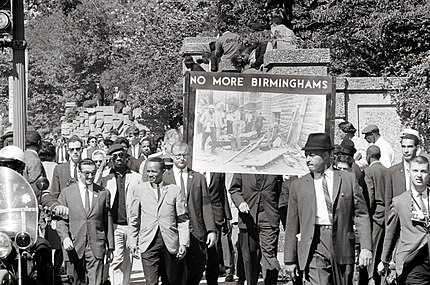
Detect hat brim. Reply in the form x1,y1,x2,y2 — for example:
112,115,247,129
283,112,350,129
302,146,335,151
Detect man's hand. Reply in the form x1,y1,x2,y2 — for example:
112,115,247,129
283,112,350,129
238,202,250,213
53,205,69,217
63,237,74,251
284,264,298,281
106,249,114,263
206,232,217,248
130,246,140,260
176,245,187,260
377,261,389,276
358,249,372,267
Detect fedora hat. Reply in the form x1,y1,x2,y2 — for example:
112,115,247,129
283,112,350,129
339,138,356,156
302,133,334,151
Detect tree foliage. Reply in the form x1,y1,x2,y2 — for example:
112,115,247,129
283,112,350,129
0,0,428,135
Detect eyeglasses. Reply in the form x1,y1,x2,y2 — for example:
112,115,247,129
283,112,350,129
81,171,96,177
112,152,125,159
69,147,82,152
172,153,188,159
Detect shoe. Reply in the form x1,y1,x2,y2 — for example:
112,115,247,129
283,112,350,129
225,274,234,282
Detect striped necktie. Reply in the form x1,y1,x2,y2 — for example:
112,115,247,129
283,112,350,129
322,174,333,223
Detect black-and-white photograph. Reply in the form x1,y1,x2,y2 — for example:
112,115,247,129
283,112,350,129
192,89,327,175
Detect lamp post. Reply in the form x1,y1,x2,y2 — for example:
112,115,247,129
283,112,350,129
12,0,26,149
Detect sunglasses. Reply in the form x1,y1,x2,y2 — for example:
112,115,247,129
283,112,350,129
69,147,82,152
112,152,125,159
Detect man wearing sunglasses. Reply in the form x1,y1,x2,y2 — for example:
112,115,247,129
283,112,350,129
50,134,84,278
101,144,141,285
56,158,114,285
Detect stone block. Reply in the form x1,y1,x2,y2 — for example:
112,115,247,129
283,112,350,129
181,37,215,55
96,111,104,119
104,115,113,124
103,124,113,132
86,108,96,114
96,119,104,128
264,49,330,66
90,125,95,132
84,113,89,120
113,113,121,120
268,66,328,76
65,102,77,108
88,114,96,124
336,77,405,91
84,127,90,134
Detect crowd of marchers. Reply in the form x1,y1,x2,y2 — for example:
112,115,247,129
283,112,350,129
0,120,428,285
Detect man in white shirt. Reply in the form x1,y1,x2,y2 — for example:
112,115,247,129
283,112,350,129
362,124,394,168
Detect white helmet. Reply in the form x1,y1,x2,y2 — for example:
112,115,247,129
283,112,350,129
0,145,25,164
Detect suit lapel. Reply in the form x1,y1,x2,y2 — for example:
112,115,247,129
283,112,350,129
71,184,86,215
158,184,168,209
88,187,100,217
304,174,316,223
187,169,193,200
332,171,342,205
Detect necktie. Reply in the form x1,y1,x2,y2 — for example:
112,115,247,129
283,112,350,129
180,170,186,198
157,184,161,202
418,193,427,214
322,174,333,223
73,164,78,180
85,187,90,214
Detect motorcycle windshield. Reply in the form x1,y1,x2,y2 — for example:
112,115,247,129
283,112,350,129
0,167,38,246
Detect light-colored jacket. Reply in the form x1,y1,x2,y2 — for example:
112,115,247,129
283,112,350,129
128,180,190,254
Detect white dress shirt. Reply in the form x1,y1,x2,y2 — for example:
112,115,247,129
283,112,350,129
403,160,411,192
70,161,78,179
172,165,188,195
314,168,334,225
151,182,164,201
78,180,93,210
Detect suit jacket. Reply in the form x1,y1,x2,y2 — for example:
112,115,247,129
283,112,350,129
207,173,232,226
126,154,142,173
163,168,216,242
50,161,73,198
385,162,406,220
284,170,372,269
100,169,141,227
364,161,388,227
381,190,430,275
127,144,144,160
128,180,190,254
23,149,46,196
229,174,282,229
56,183,114,261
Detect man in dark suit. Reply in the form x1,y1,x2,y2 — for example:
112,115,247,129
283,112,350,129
113,86,127,114
364,146,388,285
23,130,46,194
380,156,430,283
163,142,217,285
385,129,420,219
129,157,189,285
229,173,282,285
126,126,144,159
284,133,372,285
115,137,142,172
96,82,105,107
50,134,84,277
56,158,114,285
205,172,232,285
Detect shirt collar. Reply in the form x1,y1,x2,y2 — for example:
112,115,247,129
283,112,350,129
369,161,380,167
78,180,93,192
403,159,410,171
173,165,187,175
411,185,429,199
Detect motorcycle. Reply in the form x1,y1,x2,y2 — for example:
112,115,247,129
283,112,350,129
0,166,55,285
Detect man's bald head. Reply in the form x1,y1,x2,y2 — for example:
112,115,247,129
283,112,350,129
366,145,381,164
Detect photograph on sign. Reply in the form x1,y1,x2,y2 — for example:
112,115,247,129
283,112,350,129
184,72,334,176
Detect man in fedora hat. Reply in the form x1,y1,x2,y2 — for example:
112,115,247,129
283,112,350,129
338,121,369,170
184,55,205,72
362,124,394,168
284,133,372,285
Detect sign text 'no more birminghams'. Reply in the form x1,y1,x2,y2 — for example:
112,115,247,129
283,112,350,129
189,72,332,94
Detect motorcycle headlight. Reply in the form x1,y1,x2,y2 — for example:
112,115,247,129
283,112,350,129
15,232,32,250
0,232,12,259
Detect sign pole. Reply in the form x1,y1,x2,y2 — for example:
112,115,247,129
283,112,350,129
12,0,27,149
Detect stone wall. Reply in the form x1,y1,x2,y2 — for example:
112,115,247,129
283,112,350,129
61,106,132,138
